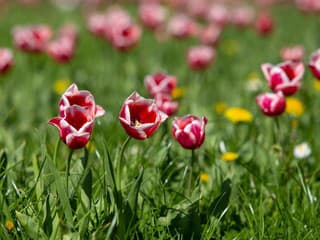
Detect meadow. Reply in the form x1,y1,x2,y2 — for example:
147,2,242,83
0,0,320,239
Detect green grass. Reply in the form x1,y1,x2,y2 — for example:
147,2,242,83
0,2,320,239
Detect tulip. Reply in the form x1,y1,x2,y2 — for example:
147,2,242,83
172,115,207,149
144,72,177,97
58,83,105,119
109,22,141,51
167,14,198,39
138,3,167,30
119,91,168,140
155,94,179,116
199,24,221,46
230,6,255,28
0,48,13,73
87,13,108,38
46,37,75,63
187,45,215,70
256,92,286,117
261,61,304,96
255,12,274,36
12,25,52,53
206,4,229,27
49,84,105,149
280,45,305,62
308,48,320,80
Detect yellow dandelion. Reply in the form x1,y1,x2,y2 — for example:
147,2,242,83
214,102,227,114
285,97,304,117
224,107,253,124
5,220,14,232
53,79,71,95
171,87,185,100
221,152,239,162
200,173,210,183
313,79,320,92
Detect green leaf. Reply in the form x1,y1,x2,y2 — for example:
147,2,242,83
209,179,232,218
16,211,48,240
0,151,8,182
127,167,144,214
81,148,92,203
42,195,53,236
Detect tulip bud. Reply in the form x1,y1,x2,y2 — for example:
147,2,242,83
256,92,286,117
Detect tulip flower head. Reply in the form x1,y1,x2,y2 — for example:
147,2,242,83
187,45,215,70
256,92,286,117
155,94,179,116
172,115,207,149
280,45,305,62
119,91,168,140
308,48,320,80
0,48,13,73
255,12,274,36
261,61,304,96
138,3,167,30
49,84,105,149
144,72,177,97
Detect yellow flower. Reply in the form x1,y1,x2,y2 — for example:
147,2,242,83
224,107,253,124
171,87,185,100
214,102,227,114
247,71,260,80
313,79,320,91
221,152,239,162
53,79,71,95
200,173,210,183
5,220,14,232
285,97,304,117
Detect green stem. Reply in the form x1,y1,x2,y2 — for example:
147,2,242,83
116,136,132,189
66,150,74,193
187,149,196,197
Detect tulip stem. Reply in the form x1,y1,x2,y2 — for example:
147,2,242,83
117,136,132,189
187,149,196,197
66,150,74,193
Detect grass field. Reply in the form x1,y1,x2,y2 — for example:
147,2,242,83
0,1,320,239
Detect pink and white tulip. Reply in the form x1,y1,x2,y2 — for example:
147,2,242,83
119,92,168,140
199,24,221,46
155,94,179,116
261,61,304,96
187,45,215,70
172,115,207,149
167,14,198,39
144,72,177,97
256,92,286,117
0,48,13,74
280,45,305,62
138,3,167,30
255,12,274,36
308,48,320,80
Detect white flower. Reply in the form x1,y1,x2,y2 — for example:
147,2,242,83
294,142,311,159
245,77,263,92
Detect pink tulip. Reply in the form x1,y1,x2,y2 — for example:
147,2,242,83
0,48,13,73
46,37,75,63
256,92,286,117
261,61,304,96
167,14,198,39
138,3,167,30
280,45,305,62
308,48,320,80
144,72,177,97
172,115,207,149
230,6,255,28
206,4,229,27
155,94,179,116
119,91,168,140
187,45,215,70
255,12,274,36
199,24,221,46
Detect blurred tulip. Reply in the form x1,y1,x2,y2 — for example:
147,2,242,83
256,92,286,116
47,37,75,63
12,25,52,53
144,72,177,97
308,48,320,80
172,115,207,149
261,61,304,96
119,91,168,140
206,4,229,27
280,45,305,62
167,14,198,39
199,24,221,46
87,13,108,38
230,6,255,28
0,48,13,74
187,45,215,70
255,12,274,36
155,94,179,116
138,3,167,30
